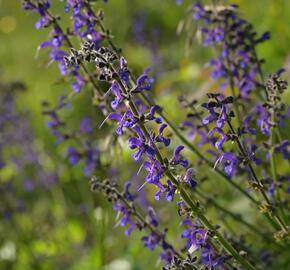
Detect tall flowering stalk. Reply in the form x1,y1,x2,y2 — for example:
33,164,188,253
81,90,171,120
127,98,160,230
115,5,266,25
179,1,290,231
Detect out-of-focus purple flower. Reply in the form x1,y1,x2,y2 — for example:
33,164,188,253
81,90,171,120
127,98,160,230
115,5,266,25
274,140,290,160
123,182,136,202
23,179,34,192
67,147,81,165
70,70,85,92
64,0,102,45
256,32,271,44
83,143,100,176
142,231,160,250
254,104,271,135
191,2,207,22
147,207,159,227
248,143,262,165
80,117,93,133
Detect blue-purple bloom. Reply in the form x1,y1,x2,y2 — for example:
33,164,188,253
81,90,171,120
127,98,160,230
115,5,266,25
67,147,81,165
171,145,188,167
128,129,156,161
215,152,238,177
156,124,171,147
184,168,197,188
181,219,207,252
114,201,137,236
136,68,154,92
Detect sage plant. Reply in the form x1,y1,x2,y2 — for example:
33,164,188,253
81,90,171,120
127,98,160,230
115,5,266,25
22,0,290,269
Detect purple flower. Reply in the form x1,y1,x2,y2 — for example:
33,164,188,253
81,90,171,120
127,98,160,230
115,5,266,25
191,3,207,22
146,105,162,123
243,115,256,135
171,145,188,167
46,111,63,129
136,68,154,92
23,179,34,192
128,130,155,161
255,104,271,135
184,168,197,188
165,180,176,202
215,152,238,177
110,81,123,109
181,219,207,252
216,106,228,128
142,231,160,250
70,70,85,93
256,31,271,43
123,182,136,202
67,147,81,165
80,117,93,133
114,202,137,236
83,142,100,176
202,103,218,125
275,140,290,160
208,127,227,150
156,124,171,147
143,160,165,200
192,3,269,99
119,57,130,86
248,143,262,165
22,1,35,10
202,243,229,268
147,207,159,227
102,111,137,135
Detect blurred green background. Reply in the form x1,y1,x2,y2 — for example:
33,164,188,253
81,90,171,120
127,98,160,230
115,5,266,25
0,0,290,269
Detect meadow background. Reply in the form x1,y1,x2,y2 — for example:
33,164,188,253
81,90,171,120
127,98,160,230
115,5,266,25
0,1,290,269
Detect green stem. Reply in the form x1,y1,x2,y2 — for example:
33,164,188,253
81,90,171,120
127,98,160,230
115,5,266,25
227,120,289,233
194,189,282,248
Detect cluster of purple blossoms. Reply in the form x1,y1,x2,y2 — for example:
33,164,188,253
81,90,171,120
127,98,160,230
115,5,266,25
91,178,177,263
190,3,270,99
22,0,108,93
181,219,229,268
199,93,241,177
